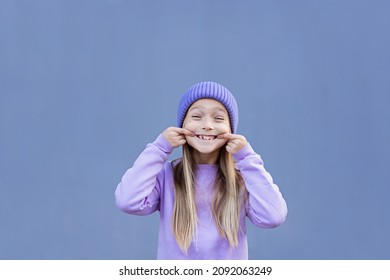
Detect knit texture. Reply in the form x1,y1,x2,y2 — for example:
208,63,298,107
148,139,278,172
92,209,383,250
177,81,239,133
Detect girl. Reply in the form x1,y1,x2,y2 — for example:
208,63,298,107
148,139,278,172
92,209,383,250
115,81,287,259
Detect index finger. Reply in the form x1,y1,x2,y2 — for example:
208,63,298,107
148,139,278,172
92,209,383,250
217,133,236,139
175,127,195,136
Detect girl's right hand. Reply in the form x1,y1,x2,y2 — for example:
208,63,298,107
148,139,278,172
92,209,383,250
162,127,195,148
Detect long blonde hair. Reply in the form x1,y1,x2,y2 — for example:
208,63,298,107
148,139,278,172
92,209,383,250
172,143,245,253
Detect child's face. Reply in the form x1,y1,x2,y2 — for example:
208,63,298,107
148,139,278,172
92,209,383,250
183,99,231,163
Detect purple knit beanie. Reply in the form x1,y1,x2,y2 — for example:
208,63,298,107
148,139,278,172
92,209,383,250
177,81,239,133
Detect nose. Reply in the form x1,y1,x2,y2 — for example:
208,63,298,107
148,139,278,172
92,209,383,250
202,117,214,130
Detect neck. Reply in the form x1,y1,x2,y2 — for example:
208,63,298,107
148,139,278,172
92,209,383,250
193,149,220,164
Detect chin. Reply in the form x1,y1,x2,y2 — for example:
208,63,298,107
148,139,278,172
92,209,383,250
193,147,220,154
188,142,225,154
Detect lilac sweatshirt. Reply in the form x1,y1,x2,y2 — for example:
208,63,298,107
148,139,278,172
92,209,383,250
115,134,287,259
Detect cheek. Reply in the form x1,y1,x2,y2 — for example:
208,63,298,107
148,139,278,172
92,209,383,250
182,119,196,130
216,123,231,134
219,138,229,146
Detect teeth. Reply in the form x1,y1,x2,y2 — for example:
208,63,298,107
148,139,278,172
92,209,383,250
197,135,216,140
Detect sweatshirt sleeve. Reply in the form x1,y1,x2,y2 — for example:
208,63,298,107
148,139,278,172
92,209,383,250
115,134,173,216
233,143,288,228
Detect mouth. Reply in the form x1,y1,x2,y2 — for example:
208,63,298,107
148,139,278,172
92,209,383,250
196,134,217,141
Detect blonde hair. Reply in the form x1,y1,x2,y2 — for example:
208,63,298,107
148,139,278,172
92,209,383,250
172,144,245,253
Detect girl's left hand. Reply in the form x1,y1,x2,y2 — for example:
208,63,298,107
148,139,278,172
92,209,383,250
217,133,248,154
